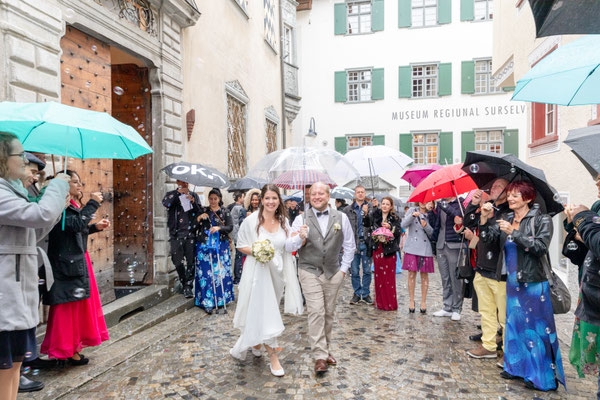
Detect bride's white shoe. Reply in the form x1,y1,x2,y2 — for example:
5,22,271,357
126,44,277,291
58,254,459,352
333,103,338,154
229,348,245,361
251,346,263,357
269,363,285,377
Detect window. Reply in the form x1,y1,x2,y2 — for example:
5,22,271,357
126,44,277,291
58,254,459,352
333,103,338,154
266,119,277,153
412,64,437,98
347,1,371,34
347,135,373,150
264,0,277,51
474,59,501,94
283,25,294,64
226,94,247,178
474,0,493,20
545,104,555,136
413,132,438,164
475,130,503,153
412,0,437,28
347,69,372,102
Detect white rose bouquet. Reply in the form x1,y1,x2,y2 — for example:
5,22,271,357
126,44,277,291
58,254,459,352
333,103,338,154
252,239,275,264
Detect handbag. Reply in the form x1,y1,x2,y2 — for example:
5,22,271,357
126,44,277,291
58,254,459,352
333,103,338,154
529,218,571,314
456,237,474,279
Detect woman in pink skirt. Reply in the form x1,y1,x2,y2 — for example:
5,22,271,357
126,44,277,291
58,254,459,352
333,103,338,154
41,170,109,365
401,202,435,314
368,197,402,311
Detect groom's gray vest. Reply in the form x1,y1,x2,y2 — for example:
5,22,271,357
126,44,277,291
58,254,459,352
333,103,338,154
297,207,344,279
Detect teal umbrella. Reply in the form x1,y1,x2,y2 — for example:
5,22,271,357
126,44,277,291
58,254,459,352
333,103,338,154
0,101,153,159
512,35,600,106
0,101,153,229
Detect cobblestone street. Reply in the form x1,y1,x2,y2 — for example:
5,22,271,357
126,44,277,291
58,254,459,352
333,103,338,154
25,271,597,400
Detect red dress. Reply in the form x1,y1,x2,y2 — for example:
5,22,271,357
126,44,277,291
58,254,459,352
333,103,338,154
373,245,398,311
41,204,109,359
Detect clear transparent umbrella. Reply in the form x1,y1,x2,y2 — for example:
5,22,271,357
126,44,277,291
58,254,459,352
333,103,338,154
245,147,360,213
246,147,360,186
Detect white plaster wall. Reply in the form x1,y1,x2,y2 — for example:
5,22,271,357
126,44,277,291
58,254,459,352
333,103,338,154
294,0,529,172
182,1,284,182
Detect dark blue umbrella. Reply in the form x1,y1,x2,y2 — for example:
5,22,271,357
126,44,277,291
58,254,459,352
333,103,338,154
227,176,268,192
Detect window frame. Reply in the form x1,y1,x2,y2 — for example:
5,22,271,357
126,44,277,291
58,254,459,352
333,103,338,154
411,0,438,28
474,0,493,21
474,129,504,154
346,134,374,150
529,45,559,149
474,59,502,95
412,131,439,165
346,68,373,103
346,0,372,35
411,63,438,99
282,24,295,65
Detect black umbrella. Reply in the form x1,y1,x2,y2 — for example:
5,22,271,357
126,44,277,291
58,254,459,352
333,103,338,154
529,0,600,38
226,176,267,192
565,125,600,179
462,151,564,216
161,162,229,188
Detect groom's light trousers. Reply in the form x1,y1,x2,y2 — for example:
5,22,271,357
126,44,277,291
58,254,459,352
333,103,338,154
298,268,345,361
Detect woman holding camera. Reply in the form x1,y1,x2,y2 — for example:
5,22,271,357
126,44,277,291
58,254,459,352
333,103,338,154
401,202,435,314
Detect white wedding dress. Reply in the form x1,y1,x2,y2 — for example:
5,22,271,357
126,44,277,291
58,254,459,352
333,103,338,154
230,212,303,360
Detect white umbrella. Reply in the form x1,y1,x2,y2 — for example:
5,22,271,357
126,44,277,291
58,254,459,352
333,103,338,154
344,145,413,196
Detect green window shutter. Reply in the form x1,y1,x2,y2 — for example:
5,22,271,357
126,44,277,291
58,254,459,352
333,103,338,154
335,136,347,154
372,0,385,31
334,71,347,103
398,66,411,98
503,129,519,157
460,0,474,21
438,63,452,96
373,135,385,145
461,130,475,162
334,3,347,35
439,131,453,165
503,86,516,92
371,68,384,100
399,133,412,158
461,60,475,94
438,0,452,24
398,0,411,28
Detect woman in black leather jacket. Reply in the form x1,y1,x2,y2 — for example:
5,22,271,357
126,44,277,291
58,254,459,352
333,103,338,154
480,180,565,391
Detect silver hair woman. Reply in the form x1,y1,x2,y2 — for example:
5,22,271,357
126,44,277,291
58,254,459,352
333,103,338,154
0,132,70,400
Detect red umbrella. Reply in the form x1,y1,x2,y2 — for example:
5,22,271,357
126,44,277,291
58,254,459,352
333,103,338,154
271,170,336,190
408,163,478,204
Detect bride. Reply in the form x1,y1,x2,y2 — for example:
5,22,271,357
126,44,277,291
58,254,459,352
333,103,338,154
230,184,303,376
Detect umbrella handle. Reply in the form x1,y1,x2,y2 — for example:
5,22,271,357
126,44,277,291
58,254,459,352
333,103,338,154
451,182,465,217
61,146,69,231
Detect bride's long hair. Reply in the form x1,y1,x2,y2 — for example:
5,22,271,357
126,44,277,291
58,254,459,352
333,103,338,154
257,184,288,235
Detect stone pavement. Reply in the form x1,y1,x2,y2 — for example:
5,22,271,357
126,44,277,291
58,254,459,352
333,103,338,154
23,271,597,400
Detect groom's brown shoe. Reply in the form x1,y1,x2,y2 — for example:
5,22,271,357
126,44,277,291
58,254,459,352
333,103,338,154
327,354,337,366
314,359,328,372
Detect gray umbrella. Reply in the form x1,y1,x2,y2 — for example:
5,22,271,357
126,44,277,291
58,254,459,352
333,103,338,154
227,176,268,192
330,187,354,201
161,162,229,188
565,125,600,179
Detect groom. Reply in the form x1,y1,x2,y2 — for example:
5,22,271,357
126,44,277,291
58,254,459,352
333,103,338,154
288,182,355,373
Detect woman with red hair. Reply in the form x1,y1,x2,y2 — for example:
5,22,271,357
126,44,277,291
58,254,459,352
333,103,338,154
480,180,565,392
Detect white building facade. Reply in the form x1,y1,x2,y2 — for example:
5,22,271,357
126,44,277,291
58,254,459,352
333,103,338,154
295,0,528,195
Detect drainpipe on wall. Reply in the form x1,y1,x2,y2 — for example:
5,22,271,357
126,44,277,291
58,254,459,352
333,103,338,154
278,0,287,149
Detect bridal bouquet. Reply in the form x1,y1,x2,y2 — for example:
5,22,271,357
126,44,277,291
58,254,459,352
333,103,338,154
372,227,394,244
252,239,275,264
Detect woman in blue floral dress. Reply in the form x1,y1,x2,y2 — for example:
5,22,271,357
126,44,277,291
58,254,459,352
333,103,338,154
480,180,565,392
195,188,234,314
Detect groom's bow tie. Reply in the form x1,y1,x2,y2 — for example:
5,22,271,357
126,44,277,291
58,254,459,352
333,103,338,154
316,210,329,217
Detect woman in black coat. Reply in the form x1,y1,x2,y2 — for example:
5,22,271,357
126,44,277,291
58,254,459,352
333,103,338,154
41,170,110,365
368,197,401,310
